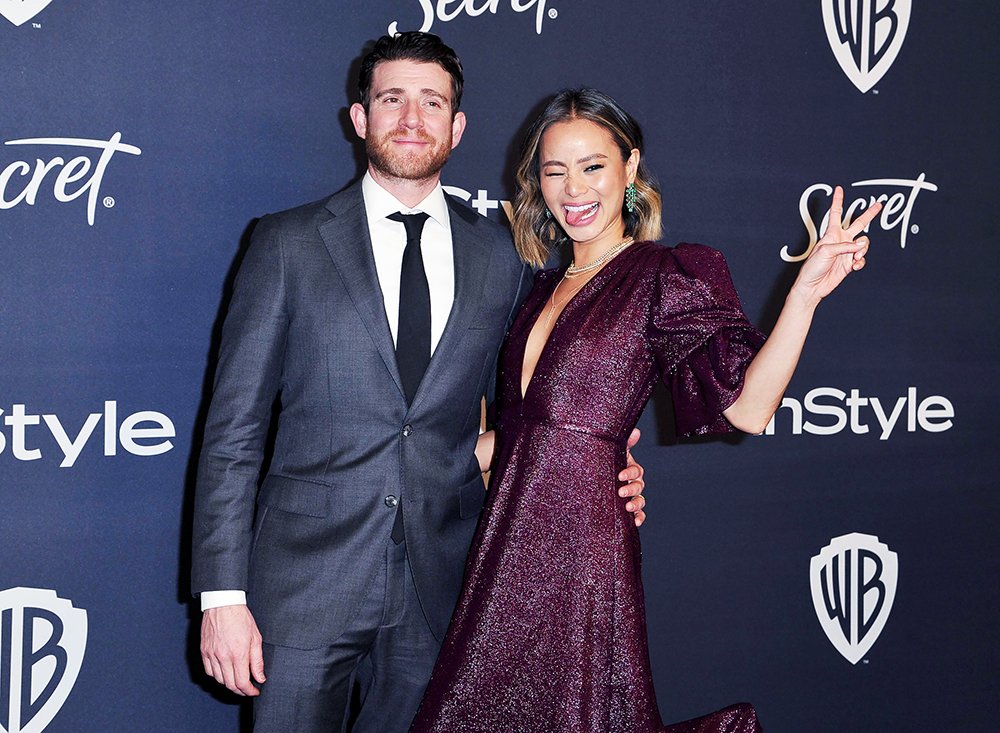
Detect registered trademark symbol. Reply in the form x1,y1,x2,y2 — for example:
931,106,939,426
548,8,558,19
910,224,919,234
103,197,115,209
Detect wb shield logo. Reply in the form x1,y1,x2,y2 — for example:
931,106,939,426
0,1,54,26
0,588,87,733
810,533,897,664
823,0,911,92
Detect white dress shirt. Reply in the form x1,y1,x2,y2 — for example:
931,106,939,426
362,172,455,352
201,173,456,611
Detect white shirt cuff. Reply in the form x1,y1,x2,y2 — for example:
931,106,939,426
200,590,247,611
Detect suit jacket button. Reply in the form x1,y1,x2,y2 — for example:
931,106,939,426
385,495,398,508
402,424,413,437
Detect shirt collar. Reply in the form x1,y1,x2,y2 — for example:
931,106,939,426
362,171,450,230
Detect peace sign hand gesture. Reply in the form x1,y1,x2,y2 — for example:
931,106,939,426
723,186,883,433
792,185,882,307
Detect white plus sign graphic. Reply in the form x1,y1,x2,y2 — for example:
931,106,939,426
470,189,499,217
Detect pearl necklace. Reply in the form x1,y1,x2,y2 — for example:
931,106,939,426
564,237,635,278
542,236,635,328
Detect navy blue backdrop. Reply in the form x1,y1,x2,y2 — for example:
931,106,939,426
2,1,997,731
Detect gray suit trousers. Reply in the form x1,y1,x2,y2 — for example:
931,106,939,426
254,538,440,733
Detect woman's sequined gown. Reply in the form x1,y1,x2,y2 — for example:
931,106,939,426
410,241,767,733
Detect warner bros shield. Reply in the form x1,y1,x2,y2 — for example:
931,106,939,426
0,0,54,27
0,588,88,733
823,0,912,93
810,533,898,664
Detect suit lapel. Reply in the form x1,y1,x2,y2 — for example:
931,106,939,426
410,197,493,414
318,182,406,402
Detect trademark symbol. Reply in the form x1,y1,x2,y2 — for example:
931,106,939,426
910,224,919,234
103,197,115,209
33,22,41,29
872,89,879,95
863,659,869,664
548,8,558,19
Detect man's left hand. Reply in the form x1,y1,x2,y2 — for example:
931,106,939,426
618,428,646,526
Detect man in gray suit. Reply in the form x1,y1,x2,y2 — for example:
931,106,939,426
192,32,646,732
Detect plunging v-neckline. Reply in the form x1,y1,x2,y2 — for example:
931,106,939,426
518,266,604,401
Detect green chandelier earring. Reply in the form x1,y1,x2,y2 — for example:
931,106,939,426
625,183,637,213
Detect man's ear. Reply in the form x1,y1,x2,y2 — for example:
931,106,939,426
349,103,368,139
450,111,467,150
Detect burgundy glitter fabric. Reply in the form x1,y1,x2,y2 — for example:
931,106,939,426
410,242,766,733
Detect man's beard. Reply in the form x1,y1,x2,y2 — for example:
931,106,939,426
366,128,452,182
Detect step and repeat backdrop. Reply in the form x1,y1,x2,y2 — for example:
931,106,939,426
2,1,997,731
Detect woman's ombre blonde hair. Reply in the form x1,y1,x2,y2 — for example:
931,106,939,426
512,88,662,267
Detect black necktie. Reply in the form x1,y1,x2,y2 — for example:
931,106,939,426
386,212,430,545
387,212,432,406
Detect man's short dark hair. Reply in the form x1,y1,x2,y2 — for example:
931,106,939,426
358,32,464,113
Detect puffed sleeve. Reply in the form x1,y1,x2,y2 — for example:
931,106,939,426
648,243,766,437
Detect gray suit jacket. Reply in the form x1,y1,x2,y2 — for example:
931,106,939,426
191,180,531,648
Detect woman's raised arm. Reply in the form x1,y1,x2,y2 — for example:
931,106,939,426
723,186,882,434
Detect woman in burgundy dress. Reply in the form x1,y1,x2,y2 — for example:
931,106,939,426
410,89,882,733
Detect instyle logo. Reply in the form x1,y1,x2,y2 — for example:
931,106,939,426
0,0,53,27
388,0,556,36
823,0,911,93
810,533,897,664
761,387,953,440
780,175,937,262
1,134,142,225
0,588,87,733
0,401,175,468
